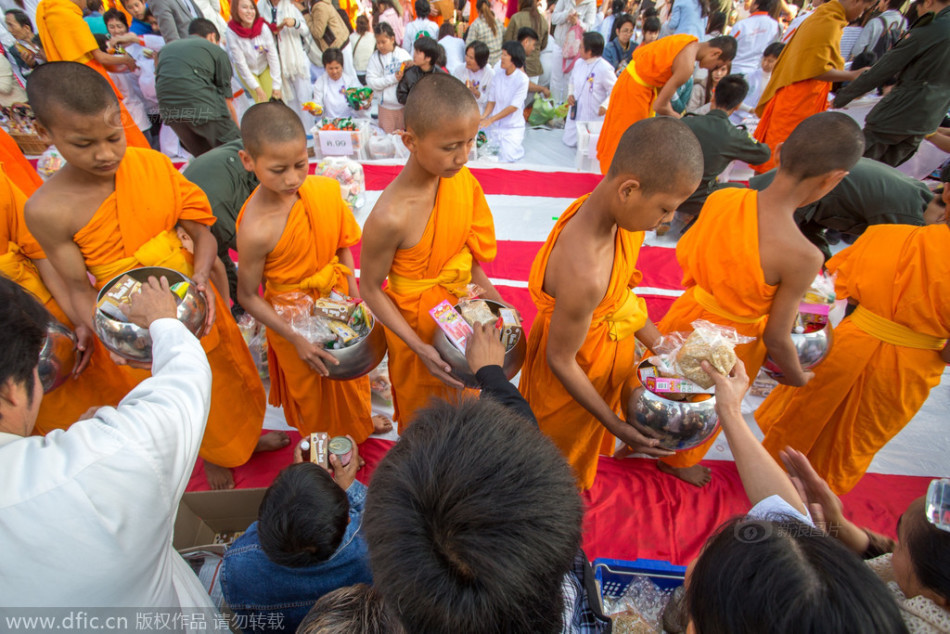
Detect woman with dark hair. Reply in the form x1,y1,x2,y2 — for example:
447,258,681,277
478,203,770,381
784,450,950,632
465,0,502,65
452,40,494,108
505,0,548,80
677,360,910,634
376,0,405,45
350,14,376,83
667,0,708,39
225,0,282,102
603,13,634,70
4,9,45,77
480,40,528,162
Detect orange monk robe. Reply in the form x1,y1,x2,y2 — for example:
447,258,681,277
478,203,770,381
752,1,847,173
758,225,950,494
0,129,43,196
382,166,497,429
0,168,138,434
35,0,150,149
518,195,649,490
655,188,799,470
72,147,266,467
596,34,697,174
235,177,374,442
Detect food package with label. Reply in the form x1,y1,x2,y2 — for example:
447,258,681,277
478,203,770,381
97,274,143,322
649,320,754,390
430,299,473,352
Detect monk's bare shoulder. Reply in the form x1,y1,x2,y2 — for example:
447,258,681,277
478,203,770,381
760,221,823,285
364,177,429,248
237,194,288,255
24,177,77,239
545,221,608,313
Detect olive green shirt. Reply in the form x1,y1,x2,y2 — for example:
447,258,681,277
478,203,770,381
749,157,931,234
505,11,549,78
833,6,950,136
182,140,259,252
155,36,235,123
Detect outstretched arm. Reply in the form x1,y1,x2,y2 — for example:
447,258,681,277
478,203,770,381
653,43,696,117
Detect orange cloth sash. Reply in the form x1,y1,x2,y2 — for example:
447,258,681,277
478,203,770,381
518,194,647,490
380,166,497,427
75,147,265,467
658,188,785,470
758,224,950,493
237,176,374,441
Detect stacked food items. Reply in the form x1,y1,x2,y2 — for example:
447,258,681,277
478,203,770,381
272,290,374,351
299,432,354,468
429,297,522,354
645,320,753,401
97,273,191,322
313,158,365,209
316,117,359,131
796,272,836,333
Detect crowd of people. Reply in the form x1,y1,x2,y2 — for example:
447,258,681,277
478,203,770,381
0,0,948,628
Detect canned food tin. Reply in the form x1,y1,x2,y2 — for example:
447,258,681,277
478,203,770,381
328,436,353,467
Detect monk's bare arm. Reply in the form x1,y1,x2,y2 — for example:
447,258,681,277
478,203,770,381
25,200,98,332
361,203,463,388
34,257,93,375
470,260,502,302
336,247,359,299
635,319,663,353
236,216,338,375
180,219,219,333
654,43,697,118
762,247,823,386
546,262,673,457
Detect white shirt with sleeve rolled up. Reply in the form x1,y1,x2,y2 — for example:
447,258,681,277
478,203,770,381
0,319,214,609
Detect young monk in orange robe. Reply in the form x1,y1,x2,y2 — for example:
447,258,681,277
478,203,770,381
23,63,279,490
655,112,865,487
361,74,500,430
758,182,950,494
596,34,737,175
752,0,875,173
235,102,388,441
518,119,703,490
0,166,138,434
0,129,43,196
35,0,150,149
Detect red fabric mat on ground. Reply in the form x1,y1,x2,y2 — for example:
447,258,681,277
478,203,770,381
188,433,927,565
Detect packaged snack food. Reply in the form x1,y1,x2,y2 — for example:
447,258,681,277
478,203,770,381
312,297,354,322
459,299,496,326
430,300,473,352
498,308,523,350
97,274,143,322
798,272,836,331
300,432,330,468
326,320,359,345
650,321,754,390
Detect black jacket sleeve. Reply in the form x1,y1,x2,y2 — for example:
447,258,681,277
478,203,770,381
476,365,538,429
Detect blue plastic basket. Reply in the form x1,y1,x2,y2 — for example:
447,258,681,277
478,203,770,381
593,557,687,600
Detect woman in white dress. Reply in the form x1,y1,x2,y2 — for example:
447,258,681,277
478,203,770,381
481,40,529,162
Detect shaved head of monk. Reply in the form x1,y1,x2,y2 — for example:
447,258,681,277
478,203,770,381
402,73,481,179
775,112,864,204
239,101,309,197
26,61,127,178
603,117,702,232
697,35,738,70
241,101,307,158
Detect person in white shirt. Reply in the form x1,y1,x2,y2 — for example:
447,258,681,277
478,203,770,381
103,11,165,117
258,0,313,122
563,32,615,147
366,22,412,132
226,0,283,102
438,22,465,72
550,0,596,101
731,40,782,122
453,40,494,110
729,0,782,75
849,0,905,59
481,40,530,162
0,276,215,609
402,0,439,51
313,47,360,118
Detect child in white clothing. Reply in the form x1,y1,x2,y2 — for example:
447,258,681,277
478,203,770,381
366,22,413,132
313,48,360,119
563,32,615,147
481,41,529,162
731,41,783,124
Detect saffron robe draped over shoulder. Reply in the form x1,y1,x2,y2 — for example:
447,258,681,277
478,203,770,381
0,129,43,196
380,166,497,428
758,224,950,494
518,195,649,490
35,0,150,149
72,147,265,467
596,34,697,174
236,176,374,442
752,1,847,172
0,167,137,434
656,188,787,469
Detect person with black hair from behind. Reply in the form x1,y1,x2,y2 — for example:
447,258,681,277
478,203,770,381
362,322,612,633
220,431,372,632
679,74,771,218
396,35,445,104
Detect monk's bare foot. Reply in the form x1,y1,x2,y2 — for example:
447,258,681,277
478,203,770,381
658,462,712,487
205,462,235,490
255,431,290,453
372,415,393,435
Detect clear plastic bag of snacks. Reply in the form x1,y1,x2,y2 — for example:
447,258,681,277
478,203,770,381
314,158,365,210
650,320,754,389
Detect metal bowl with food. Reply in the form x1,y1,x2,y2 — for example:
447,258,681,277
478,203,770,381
622,360,720,452
94,266,208,363
762,322,833,378
38,319,77,393
432,299,526,389
324,312,387,381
